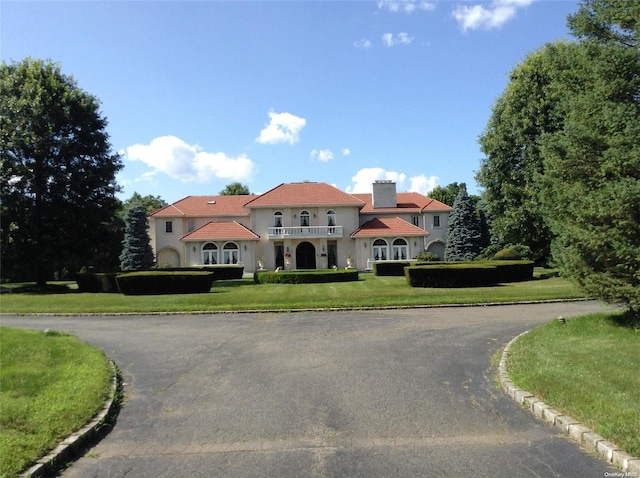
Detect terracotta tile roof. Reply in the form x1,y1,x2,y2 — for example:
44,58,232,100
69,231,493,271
149,195,258,218
350,217,429,238
181,221,260,241
354,192,452,213
245,182,365,208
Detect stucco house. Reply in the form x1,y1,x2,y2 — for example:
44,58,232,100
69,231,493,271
148,180,451,273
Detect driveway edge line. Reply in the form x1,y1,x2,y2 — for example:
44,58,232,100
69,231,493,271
22,360,122,478
499,331,640,474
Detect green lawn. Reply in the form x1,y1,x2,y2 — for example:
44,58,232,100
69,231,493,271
0,273,584,314
507,312,640,457
0,327,113,477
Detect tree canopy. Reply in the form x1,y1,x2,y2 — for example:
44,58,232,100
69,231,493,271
219,182,250,195
1,58,123,285
122,192,168,214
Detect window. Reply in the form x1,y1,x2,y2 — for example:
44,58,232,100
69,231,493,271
223,242,239,264
433,215,441,228
327,210,336,227
300,210,310,227
202,243,218,265
372,238,388,261
274,211,283,228
187,220,195,232
392,238,408,260
412,216,420,227
165,221,173,233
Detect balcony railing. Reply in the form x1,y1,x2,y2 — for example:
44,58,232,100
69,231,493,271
267,225,343,239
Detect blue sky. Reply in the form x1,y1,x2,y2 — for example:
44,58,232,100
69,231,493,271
2,0,579,203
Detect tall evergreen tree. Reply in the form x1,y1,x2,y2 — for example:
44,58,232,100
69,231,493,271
119,203,154,271
444,186,483,261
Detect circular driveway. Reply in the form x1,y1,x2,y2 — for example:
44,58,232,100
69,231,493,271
2,302,618,477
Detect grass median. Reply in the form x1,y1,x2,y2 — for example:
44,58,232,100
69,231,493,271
0,327,113,477
0,273,583,314
506,311,640,457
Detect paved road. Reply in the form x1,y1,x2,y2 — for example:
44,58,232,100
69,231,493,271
2,302,620,477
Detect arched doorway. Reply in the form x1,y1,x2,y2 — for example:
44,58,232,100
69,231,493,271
296,242,316,269
157,248,180,267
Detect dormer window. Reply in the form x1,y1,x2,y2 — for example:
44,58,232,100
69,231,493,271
300,210,310,227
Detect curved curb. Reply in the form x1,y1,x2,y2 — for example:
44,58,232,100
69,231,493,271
22,361,122,478
499,330,640,474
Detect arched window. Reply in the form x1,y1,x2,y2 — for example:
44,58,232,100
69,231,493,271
392,238,408,260
223,242,239,264
326,210,336,227
273,211,283,228
372,238,388,261
202,243,218,265
300,210,310,227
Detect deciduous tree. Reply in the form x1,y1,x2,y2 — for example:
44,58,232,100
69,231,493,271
1,58,122,285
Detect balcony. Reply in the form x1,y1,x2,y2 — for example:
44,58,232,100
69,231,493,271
267,225,343,239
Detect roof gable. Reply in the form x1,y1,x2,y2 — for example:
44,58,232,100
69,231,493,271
181,221,259,241
350,217,429,238
245,182,364,208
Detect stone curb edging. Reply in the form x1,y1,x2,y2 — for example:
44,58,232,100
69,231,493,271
22,361,122,478
499,331,640,474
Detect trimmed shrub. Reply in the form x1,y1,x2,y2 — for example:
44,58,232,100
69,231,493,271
405,263,498,288
254,269,359,284
493,244,532,260
374,261,411,276
415,251,441,262
76,272,120,293
153,265,244,280
483,260,534,282
116,271,215,295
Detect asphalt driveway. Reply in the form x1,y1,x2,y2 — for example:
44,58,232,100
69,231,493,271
2,302,619,477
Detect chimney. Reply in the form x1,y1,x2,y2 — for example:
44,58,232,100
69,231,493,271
372,180,397,209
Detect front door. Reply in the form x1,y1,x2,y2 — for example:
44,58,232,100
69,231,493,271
296,242,316,269
327,241,337,268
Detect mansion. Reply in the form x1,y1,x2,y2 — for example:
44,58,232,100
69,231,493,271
149,180,451,273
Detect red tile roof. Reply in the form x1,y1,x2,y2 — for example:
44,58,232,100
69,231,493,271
354,192,452,214
181,221,259,241
150,195,258,218
245,182,365,208
350,217,429,238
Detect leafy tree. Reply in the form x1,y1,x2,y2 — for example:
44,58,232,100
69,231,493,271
475,42,578,263
122,192,167,214
119,203,154,271
444,186,483,261
0,58,122,285
428,182,466,207
568,0,640,48
219,182,250,195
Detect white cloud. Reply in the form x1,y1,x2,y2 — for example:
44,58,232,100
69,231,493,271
353,39,372,49
409,174,440,195
346,167,407,193
342,148,351,156
310,149,334,162
124,135,255,183
378,0,436,14
382,32,413,47
452,0,534,31
256,111,306,145
346,168,439,195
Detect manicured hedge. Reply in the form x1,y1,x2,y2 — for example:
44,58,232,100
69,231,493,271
254,269,359,284
157,265,244,280
374,261,411,276
404,260,534,288
76,273,120,293
116,271,215,295
405,264,498,288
